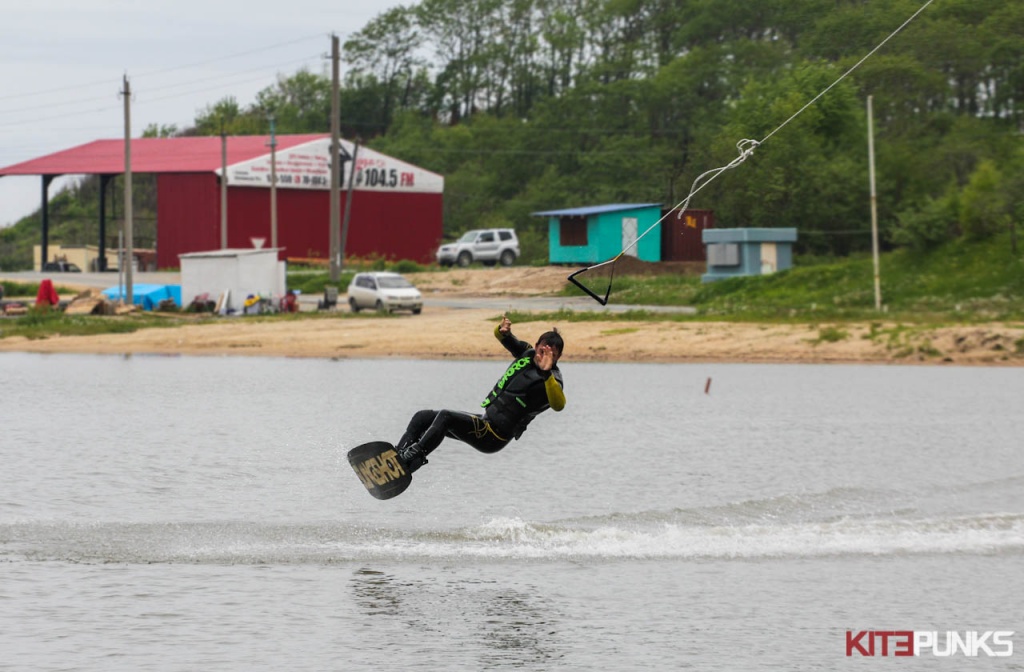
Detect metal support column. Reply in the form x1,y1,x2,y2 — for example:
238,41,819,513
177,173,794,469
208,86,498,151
99,174,112,271
40,175,55,270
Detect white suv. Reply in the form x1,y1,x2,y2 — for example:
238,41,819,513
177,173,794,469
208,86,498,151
436,229,519,267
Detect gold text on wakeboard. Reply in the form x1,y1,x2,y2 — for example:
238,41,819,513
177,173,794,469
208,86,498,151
356,450,406,489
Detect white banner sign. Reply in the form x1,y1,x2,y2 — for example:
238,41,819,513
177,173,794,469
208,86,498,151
221,138,443,194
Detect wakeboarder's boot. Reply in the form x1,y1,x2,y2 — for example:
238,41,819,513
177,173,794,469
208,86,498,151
395,431,416,454
397,442,428,473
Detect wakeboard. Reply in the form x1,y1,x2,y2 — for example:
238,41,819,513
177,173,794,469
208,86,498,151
347,441,412,500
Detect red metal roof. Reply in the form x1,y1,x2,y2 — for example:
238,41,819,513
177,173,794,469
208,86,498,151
0,134,328,176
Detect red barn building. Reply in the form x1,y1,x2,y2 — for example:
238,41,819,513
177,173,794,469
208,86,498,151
0,135,444,269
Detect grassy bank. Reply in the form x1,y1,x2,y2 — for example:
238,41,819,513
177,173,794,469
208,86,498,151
584,233,1023,323
0,304,395,342
0,309,186,341
691,235,1023,322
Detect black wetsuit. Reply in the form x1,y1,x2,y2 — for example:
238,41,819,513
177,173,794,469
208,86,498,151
397,327,565,468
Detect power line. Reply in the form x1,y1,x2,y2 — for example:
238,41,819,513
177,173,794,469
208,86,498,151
0,92,121,117
137,54,323,96
0,105,122,130
137,54,324,105
0,32,326,104
0,35,329,133
0,52,324,119
0,56,324,133
134,32,326,80
0,76,126,104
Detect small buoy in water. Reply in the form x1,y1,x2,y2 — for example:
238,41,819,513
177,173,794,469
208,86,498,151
705,377,712,394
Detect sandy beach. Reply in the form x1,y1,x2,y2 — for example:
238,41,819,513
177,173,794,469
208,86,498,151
2,266,1022,366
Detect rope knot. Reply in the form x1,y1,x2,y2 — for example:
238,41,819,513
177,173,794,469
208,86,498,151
736,138,760,159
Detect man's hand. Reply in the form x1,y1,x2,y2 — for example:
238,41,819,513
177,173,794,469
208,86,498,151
499,315,512,335
535,344,556,371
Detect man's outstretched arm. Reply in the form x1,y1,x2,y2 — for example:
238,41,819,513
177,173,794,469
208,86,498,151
494,315,529,356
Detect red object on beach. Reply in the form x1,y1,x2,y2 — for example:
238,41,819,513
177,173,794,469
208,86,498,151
36,279,59,306
280,291,298,313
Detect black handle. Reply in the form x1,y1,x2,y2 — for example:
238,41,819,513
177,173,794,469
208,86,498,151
567,265,612,306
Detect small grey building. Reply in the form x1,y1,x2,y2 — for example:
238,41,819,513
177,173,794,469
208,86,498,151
702,228,798,283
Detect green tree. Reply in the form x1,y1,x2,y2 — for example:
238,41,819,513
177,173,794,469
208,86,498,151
142,123,179,138
982,1,1024,129
960,160,1008,241
193,97,260,135
254,69,332,132
698,63,866,254
536,0,598,96
344,5,428,134
416,0,503,123
890,187,960,250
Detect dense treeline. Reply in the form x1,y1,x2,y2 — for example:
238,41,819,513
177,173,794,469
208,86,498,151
3,0,1021,270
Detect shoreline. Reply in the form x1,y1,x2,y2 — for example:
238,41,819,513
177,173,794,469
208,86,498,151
3,267,1022,366
2,305,1022,366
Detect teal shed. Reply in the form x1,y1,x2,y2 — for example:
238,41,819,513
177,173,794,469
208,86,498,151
533,203,663,264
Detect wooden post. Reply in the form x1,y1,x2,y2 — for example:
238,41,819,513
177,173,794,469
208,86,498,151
867,95,881,311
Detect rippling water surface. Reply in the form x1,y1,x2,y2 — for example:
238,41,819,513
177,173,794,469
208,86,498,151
2,353,1022,670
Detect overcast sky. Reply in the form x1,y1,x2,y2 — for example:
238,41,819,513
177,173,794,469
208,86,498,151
0,0,405,228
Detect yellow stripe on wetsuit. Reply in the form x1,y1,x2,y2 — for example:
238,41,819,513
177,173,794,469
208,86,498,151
545,375,565,412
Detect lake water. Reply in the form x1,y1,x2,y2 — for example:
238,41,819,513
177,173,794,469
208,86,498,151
1,352,1022,670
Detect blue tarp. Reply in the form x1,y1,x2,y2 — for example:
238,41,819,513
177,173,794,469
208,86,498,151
102,284,182,310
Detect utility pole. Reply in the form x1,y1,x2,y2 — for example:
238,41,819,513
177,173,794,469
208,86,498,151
220,120,228,249
867,95,881,311
340,142,359,272
329,33,341,283
268,115,278,250
121,74,134,308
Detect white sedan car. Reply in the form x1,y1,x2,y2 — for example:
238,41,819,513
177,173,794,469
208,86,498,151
346,272,423,314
